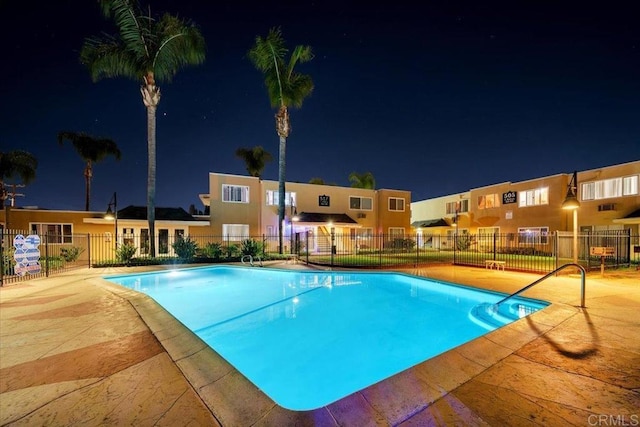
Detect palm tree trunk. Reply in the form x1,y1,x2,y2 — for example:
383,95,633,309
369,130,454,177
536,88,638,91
275,105,290,255
278,134,286,254
147,104,157,257
84,161,93,211
141,74,160,257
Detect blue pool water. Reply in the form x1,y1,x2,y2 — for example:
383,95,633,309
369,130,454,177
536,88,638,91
104,266,548,410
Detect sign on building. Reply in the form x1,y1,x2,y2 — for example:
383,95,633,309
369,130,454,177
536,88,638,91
319,195,330,207
502,191,517,204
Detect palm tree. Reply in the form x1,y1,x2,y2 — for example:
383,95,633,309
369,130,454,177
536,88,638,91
0,150,38,207
80,0,206,256
57,131,121,211
308,177,325,185
349,171,376,189
235,146,273,178
248,27,314,253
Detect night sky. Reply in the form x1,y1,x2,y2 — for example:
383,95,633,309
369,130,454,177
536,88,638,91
1,1,638,212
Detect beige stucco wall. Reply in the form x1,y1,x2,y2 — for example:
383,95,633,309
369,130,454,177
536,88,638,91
411,160,640,235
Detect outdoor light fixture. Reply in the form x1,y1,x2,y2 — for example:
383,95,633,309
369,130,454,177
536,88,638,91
290,204,298,254
104,192,117,250
562,171,580,264
562,171,580,210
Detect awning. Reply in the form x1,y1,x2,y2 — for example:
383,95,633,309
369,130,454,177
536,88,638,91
411,218,450,228
295,212,359,226
613,208,640,225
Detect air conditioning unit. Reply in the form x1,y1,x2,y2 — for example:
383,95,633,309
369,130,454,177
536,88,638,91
598,203,615,212
357,213,367,218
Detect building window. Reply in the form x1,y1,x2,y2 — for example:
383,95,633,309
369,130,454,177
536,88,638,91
623,175,638,196
388,227,405,238
477,194,500,209
388,197,405,212
446,199,469,214
140,229,149,254
30,223,72,244
581,176,632,201
159,229,169,254
349,196,373,210
123,228,135,246
517,227,549,245
478,227,500,236
222,185,249,203
518,187,549,207
223,224,249,241
266,191,296,206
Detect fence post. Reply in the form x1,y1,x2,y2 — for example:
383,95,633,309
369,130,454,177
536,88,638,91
330,228,335,267
87,233,91,269
493,233,497,261
45,232,49,277
1,230,4,287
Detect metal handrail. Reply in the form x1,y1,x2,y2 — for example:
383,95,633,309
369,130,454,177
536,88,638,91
241,254,263,267
495,263,586,308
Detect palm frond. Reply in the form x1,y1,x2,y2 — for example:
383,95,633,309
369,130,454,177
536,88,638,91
0,150,38,184
152,14,206,82
58,131,121,163
81,35,141,82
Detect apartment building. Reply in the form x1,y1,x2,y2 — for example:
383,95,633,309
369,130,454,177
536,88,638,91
411,160,640,245
199,173,412,252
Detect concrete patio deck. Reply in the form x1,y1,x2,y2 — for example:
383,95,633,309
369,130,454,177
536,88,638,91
1,263,638,426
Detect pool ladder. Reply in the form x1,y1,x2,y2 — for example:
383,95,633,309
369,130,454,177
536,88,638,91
494,263,586,308
241,254,263,267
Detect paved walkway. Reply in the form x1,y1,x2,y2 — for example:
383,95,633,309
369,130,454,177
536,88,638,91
1,263,638,426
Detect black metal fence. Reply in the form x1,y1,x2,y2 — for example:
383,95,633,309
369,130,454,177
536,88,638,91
2,229,637,285
1,229,91,285
304,230,636,273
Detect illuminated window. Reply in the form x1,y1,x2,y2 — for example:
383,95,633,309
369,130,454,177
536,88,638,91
222,224,249,241
446,200,469,214
517,227,549,244
518,187,548,207
623,175,638,196
266,191,296,206
222,185,249,203
388,227,405,238
478,227,499,236
30,223,72,244
349,196,373,210
388,197,405,212
478,194,500,209
582,177,631,200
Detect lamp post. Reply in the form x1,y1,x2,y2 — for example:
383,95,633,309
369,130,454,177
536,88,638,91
290,204,298,254
562,171,580,265
104,192,118,252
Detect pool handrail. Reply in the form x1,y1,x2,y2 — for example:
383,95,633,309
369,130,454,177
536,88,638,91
494,263,586,308
241,254,263,267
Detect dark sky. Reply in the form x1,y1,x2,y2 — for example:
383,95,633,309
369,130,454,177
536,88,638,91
1,1,639,212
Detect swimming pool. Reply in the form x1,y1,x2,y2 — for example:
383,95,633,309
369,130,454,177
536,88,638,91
105,266,548,410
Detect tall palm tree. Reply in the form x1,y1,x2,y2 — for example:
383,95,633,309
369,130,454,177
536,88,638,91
80,0,206,256
349,171,376,189
235,146,273,178
0,150,38,207
57,131,121,211
248,27,314,253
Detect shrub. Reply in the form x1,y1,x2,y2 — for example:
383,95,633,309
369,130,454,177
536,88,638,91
60,246,84,262
115,243,137,264
224,243,240,259
240,239,262,256
198,242,223,260
172,236,198,260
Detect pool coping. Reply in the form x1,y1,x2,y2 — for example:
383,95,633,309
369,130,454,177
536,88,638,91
91,269,578,425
